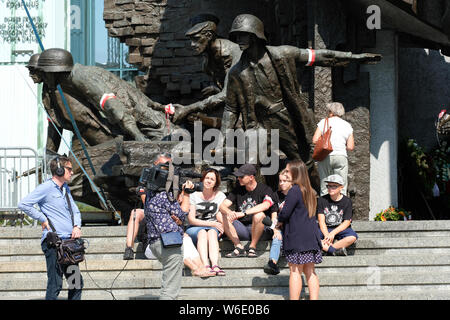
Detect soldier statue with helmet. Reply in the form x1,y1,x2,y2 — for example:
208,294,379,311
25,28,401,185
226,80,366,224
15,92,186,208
221,14,381,166
171,13,242,125
36,48,177,143
27,52,116,153
27,53,43,84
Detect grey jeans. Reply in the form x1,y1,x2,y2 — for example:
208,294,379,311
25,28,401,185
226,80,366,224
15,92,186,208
149,239,184,300
317,155,348,196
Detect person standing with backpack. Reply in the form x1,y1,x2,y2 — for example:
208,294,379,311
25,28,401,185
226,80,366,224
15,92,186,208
312,102,354,196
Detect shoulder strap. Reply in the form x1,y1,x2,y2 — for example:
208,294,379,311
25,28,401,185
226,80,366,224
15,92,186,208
64,187,75,227
41,186,74,233
165,162,179,202
44,214,57,233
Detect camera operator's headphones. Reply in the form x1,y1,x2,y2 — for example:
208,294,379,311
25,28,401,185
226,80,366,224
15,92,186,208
54,157,65,177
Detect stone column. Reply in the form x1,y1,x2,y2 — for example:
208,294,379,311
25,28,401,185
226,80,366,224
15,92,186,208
361,30,399,220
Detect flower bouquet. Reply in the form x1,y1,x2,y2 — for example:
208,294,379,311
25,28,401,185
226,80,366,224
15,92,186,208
374,206,411,221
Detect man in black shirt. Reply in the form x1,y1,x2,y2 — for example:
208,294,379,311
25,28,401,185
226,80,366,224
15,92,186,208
220,164,278,257
317,174,358,256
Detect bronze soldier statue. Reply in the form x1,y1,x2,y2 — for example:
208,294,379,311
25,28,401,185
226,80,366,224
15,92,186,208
36,48,176,142
27,53,117,153
172,13,242,124
27,53,42,84
221,14,381,163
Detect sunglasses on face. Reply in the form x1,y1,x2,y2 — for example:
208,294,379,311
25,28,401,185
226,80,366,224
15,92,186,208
326,184,341,190
64,166,73,172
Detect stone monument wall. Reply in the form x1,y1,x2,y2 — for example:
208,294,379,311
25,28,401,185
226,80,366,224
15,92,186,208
103,0,274,104
103,0,376,220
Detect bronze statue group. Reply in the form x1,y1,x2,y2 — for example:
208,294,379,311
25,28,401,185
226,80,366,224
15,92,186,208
22,13,381,300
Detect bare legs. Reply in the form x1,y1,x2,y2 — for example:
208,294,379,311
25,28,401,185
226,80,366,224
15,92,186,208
288,262,320,300
197,229,220,268
321,236,357,252
249,212,265,249
126,209,144,248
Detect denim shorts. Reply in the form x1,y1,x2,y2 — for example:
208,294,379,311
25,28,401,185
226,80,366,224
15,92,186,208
185,226,220,244
319,226,358,241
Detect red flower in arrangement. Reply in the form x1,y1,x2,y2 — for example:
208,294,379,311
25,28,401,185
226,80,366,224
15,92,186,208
375,206,411,221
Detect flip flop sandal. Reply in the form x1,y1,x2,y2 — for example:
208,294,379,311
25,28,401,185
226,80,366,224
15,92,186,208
212,265,226,276
199,268,217,278
225,246,246,258
247,247,257,258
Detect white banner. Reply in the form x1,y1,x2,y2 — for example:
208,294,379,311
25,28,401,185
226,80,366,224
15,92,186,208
0,0,48,63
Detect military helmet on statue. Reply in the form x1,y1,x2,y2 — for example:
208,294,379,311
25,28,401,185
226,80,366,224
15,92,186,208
229,14,267,43
26,53,41,69
37,48,74,73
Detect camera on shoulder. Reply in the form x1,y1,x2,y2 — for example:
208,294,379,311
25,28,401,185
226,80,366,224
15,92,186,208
138,162,203,196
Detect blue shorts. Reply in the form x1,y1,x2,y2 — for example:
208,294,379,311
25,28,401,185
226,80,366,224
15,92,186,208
185,226,220,244
319,226,358,241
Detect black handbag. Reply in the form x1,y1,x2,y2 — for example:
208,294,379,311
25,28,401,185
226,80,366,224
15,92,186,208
160,231,183,248
44,189,86,265
57,238,86,265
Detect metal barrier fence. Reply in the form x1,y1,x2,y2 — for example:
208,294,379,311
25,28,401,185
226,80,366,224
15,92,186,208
0,147,48,226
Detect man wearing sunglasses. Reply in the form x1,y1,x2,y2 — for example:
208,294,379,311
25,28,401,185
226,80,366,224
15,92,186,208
317,174,358,256
18,156,83,300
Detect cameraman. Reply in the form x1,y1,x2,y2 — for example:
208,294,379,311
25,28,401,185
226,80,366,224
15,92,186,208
17,156,83,300
123,153,172,260
143,154,194,300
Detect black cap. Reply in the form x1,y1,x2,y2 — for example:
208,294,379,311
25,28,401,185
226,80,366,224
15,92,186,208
233,164,257,177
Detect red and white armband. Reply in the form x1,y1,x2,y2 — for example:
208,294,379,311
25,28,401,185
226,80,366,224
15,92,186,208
305,48,316,67
263,195,274,206
100,93,117,110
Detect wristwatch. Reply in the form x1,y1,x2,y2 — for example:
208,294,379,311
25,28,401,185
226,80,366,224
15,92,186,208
242,209,247,217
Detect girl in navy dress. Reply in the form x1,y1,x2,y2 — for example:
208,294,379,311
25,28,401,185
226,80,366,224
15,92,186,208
277,159,322,300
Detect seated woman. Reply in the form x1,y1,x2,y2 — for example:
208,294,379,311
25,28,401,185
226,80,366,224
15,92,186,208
264,169,293,275
145,232,216,278
186,168,227,276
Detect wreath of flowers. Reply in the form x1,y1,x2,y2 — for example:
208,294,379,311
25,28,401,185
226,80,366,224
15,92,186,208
374,206,411,221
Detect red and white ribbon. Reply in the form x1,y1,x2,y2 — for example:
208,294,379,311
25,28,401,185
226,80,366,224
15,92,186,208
165,103,175,135
100,93,117,110
305,48,316,67
439,109,447,119
165,103,175,115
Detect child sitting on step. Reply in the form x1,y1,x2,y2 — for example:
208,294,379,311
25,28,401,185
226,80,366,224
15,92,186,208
317,174,358,256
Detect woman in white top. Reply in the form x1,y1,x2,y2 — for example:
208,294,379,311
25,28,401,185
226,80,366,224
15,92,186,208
312,102,355,196
186,168,227,275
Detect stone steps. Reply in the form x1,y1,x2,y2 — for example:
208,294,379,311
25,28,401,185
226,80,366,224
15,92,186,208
0,220,450,300
5,289,450,300
1,254,449,272
1,221,448,238
1,270,449,290
1,238,449,259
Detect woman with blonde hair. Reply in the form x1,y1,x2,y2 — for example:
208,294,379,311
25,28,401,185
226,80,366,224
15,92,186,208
277,160,322,300
312,102,354,196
